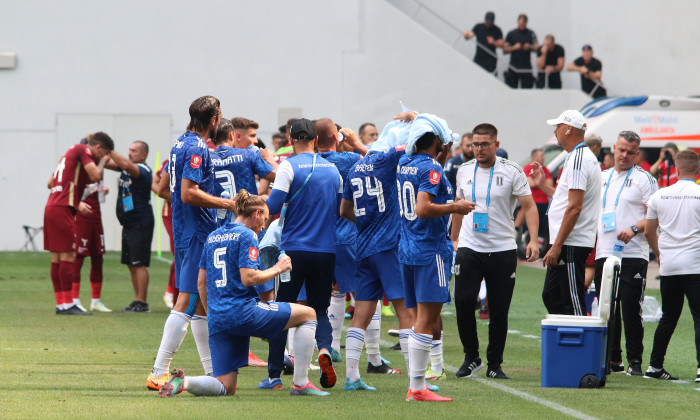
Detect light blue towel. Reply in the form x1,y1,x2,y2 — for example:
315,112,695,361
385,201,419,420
369,101,416,153
406,113,458,156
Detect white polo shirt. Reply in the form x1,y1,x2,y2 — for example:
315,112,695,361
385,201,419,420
646,179,700,276
548,144,601,248
455,157,531,252
596,166,657,260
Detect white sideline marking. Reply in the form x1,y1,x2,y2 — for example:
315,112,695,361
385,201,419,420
522,334,541,340
155,256,173,264
507,330,521,334
377,336,598,420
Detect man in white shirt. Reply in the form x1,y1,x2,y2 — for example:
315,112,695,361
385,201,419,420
644,150,700,382
593,131,657,376
451,123,540,380
539,110,601,315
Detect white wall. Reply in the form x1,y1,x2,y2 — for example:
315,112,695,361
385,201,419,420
0,0,696,250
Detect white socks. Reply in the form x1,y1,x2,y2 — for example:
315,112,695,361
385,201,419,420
287,327,296,357
293,321,317,387
429,331,444,375
152,311,191,377
408,332,432,392
185,376,226,396
345,327,365,382
399,328,411,371
329,293,346,351
191,315,213,375
366,304,381,366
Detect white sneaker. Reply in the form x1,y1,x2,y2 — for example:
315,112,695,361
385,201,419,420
74,300,87,312
90,301,112,312
163,293,174,309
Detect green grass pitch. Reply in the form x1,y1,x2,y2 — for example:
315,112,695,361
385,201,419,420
1,252,698,419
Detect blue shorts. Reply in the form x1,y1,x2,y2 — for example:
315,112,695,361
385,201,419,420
334,244,357,294
355,248,404,301
402,254,450,309
209,301,291,377
174,237,205,294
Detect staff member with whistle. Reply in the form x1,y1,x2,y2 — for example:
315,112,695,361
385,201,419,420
451,123,540,380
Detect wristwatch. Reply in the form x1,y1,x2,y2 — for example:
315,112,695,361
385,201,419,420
630,225,639,236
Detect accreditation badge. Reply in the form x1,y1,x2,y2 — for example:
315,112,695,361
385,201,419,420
473,212,489,233
601,212,616,232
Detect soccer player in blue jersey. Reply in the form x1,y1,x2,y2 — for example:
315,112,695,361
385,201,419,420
158,190,327,397
211,117,277,198
262,118,343,390
340,137,417,390
147,96,236,391
315,118,368,362
396,114,475,402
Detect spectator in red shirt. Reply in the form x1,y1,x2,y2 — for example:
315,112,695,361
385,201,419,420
635,149,651,172
650,142,679,187
522,148,554,248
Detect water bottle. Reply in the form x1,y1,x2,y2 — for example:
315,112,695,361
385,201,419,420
217,190,230,221
98,180,106,203
591,297,599,317
612,239,625,259
279,250,291,283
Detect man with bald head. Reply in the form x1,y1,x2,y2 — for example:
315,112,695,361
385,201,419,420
107,140,154,312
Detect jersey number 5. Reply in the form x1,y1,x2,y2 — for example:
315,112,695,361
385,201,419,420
214,247,227,288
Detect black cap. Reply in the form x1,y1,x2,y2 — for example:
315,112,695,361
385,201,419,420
485,11,495,24
290,118,317,141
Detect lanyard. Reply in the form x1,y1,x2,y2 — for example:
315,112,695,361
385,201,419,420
602,168,632,209
678,178,696,182
472,163,495,208
288,153,317,203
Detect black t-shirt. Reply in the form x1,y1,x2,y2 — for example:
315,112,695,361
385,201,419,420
117,163,154,226
537,44,565,68
505,28,538,69
472,23,503,70
573,56,603,93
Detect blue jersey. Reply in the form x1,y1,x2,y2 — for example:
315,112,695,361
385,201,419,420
342,147,405,260
439,176,455,262
271,153,342,253
168,131,216,248
396,153,452,266
211,145,274,197
199,222,260,335
320,151,361,245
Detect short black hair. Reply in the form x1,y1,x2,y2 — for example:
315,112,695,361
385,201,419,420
187,95,220,133
87,132,114,151
359,122,376,135
133,140,149,156
414,132,437,152
472,123,498,139
214,118,234,145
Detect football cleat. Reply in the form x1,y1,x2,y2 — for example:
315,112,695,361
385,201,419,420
258,377,283,390
290,381,330,396
158,368,185,398
163,293,174,309
367,360,401,374
381,305,395,317
343,378,376,391
425,380,439,391
318,348,337,388
283,355,294,375
63,305,92,315
90,301,112,312
147,372,171,391
331,347,343,363
248,350,268,367
425,369,445,381
405,388,452,402
387,328,400,337
74,300,87,312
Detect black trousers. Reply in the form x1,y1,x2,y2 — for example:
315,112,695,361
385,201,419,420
536,72,562,89
542,245,591,315
649,274,700,369
594,258,647,364
505,69,534,89
454,248,517,368
267,251,335,378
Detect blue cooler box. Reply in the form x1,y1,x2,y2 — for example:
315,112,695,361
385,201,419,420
541,315,607,388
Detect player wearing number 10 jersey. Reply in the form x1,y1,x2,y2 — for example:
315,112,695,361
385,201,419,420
340,143,415,390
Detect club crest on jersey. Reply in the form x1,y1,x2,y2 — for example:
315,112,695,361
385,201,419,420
190,155,202,169
249,247,259,261
496,176,503,186
429,171,441,185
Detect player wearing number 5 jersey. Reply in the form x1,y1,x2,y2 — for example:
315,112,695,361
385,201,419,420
211,118,277,198
148,96,237,391
396,114,475,402
44,132,113,315
159,191,326,398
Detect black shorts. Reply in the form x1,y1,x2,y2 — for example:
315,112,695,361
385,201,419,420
121,220,154,267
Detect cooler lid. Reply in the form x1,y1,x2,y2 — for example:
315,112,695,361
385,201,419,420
541,316,606,328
